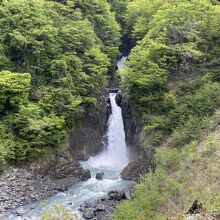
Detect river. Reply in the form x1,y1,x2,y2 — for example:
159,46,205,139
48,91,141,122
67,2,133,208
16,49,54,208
4,57,132,220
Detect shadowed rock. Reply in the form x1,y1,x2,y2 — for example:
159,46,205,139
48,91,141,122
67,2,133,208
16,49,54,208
96,172,104,180
187,200,203,214
80,169,91,181
108,88,119,93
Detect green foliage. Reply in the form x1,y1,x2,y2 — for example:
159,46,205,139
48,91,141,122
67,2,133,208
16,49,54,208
74,0,121,63
13,104,67,147
108,0,130,28
120,0,220,146
171,116,207,147
0,0,119,163
113,148,182,220
41,204,76,220
0,70,30,112
114,2,220,218
113,128,220,219
155,148,181,172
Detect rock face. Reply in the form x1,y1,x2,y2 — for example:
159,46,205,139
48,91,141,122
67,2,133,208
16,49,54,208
80,189,134,220
69,90,111,160
30,149,85,179
121,98,140,149
119,94,155,179
96,172,104,180
115,92,122,107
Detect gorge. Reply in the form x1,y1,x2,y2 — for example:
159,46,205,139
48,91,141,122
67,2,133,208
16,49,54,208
0,58,135,220
0,0,220,219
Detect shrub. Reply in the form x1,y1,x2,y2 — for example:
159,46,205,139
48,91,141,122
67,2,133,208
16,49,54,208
41,204,78,220
171,116,207,147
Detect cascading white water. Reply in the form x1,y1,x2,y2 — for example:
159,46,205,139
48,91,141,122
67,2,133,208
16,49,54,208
87,93,128,171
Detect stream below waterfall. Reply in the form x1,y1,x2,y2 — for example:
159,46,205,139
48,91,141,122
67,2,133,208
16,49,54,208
4,57,133,220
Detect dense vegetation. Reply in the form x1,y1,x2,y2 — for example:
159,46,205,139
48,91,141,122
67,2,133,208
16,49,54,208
0,0,120,164
119,0,220,147
113,112,220,219
113,0,220,219
0,0,220,218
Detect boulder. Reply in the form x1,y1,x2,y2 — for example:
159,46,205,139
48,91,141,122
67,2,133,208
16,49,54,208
80,169,91,181
30,150,84,179
108,191,125,201
16,207,26,216
55,185,68,192
96,172,104,180
79,203,86,212
121,159,149,181
123,189,132,200
83,208,95,219
95,204,105,212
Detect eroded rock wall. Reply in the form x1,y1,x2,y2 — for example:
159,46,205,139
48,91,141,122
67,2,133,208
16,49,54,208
68,90,111,160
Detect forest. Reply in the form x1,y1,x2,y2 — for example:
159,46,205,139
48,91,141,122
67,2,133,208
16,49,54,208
0,0,220,219
0,0,120,163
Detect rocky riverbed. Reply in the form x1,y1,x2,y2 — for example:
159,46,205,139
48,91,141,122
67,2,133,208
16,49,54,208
0,167,91,215
79,188,134,220
0,149,92,216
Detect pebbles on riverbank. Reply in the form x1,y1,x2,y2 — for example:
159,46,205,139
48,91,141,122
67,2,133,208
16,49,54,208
0,168,80,215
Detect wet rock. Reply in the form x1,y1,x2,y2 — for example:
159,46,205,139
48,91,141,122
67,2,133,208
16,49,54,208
96,204,105,211
108,88,119,93
80,169,91,181
115,93,122,107
121,159,149,181
55,185,68,192
16,207,26,216
83,208,95,219
0,207,6,213
80,188,134,220
108,191,125,201
80,203,87,212
96,172,104,180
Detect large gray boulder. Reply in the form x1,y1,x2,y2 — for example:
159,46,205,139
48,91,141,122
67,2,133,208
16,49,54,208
121,159,149,181
83,208,95,219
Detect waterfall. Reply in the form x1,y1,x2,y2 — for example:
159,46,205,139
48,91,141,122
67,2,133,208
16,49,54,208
6,57,133,220
87,93,128,171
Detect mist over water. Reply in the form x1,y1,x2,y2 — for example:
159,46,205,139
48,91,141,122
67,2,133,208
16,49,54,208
5,57,133,220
